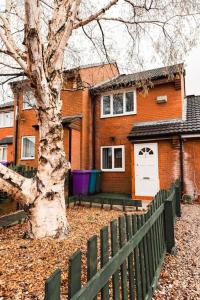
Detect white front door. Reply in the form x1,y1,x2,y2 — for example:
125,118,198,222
134,143,159,197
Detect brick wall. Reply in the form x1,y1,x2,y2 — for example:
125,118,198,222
183,139,200,200
95,80,183,194
71,129,81,169
0,106,14,163
14,93,38,167
11,63,119,169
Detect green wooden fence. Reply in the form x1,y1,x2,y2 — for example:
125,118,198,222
45,181,181,300
9,164,37,178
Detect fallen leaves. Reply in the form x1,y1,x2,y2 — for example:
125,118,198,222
0,206,123,300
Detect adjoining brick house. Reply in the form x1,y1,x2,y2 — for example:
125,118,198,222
6,62,118,168
91,64,200,200
0,101,14,164
1,62,200,201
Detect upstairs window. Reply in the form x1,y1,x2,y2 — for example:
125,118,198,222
23,90,36,110
21,136,35,159
0,111,14,128
101,90,136,118
101,145,125,172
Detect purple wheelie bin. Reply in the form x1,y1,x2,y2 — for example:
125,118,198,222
72,170,90,196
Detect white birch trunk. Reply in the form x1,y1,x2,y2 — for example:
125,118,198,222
0,0,119,239
28,79,70,239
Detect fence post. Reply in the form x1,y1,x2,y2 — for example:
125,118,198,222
164,198,176,254
174,184,181,218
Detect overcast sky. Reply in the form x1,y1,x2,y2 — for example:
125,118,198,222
185,43,200,96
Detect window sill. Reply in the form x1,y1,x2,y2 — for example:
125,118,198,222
100,112,136,119
22,107,34,111
0,126,14,128
101,169,125,172
21,157,35,160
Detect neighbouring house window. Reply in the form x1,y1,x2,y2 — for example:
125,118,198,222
0,146,7,161
101,90,136,117
21,136,35,159
23,90,36,110
0,111,14,128
101,145,125,171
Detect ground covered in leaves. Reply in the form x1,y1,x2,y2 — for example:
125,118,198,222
154,203,200,300
0,206,123,300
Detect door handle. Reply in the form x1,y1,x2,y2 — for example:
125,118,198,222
143,177,150,180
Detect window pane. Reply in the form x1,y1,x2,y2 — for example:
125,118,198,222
4,112,13,127
114,148,122,168
22,137,35,158
102,148,112,169
125,92,134,112
0,147,7,161
113,93,123,115
103,96,111,115
23,90,36,109
2,147,7,160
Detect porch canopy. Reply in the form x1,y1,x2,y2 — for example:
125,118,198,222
0,136,13,145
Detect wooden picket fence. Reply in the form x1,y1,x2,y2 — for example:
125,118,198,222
9,164,37,178
45,181,181,300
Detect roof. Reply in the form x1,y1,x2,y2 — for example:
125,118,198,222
62,114,82,125
128,95,200,140
91,63,184,94
10,62,118,87
0,136,13,145
0,101,14,109
63,61,117,73
32,114,82,129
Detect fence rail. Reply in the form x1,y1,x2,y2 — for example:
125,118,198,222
45,181,181,300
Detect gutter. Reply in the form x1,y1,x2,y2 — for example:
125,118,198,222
179,137,184,196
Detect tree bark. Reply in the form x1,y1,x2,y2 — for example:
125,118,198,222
27,78,70,239
0,0,119,239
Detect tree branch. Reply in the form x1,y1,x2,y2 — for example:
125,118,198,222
73,0,119,29
0,164,35,205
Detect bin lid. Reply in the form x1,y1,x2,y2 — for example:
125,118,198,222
90,169,101,173
72,170,91,174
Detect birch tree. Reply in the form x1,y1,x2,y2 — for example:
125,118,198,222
0,0,199,239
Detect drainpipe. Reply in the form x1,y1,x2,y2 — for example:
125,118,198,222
179,137,184,196
68,126,72,197
14,95,19,165
92,94,96,169
68,126,72,163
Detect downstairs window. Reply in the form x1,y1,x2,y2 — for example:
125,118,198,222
101,145,125,172
21,136,35,159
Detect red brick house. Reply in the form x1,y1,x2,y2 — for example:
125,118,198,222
0,101,14,164
1,62,200,201
91,64,200,201
6,62,118,168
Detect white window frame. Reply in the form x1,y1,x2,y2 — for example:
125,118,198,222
101,145,125,172
0,146,7,161
23,90,36,110
0,111,14,128
101,89,137,118
21,136,35,160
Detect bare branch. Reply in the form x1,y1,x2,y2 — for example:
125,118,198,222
73,0,119,29
0,164,34,205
